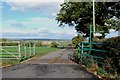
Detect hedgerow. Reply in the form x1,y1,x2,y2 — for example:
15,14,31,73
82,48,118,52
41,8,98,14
92,36,120,77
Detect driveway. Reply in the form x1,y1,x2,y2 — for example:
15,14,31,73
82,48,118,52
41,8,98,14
2,49,99,79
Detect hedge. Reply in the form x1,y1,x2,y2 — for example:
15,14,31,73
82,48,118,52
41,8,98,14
91,36,120,75
105,36,120,74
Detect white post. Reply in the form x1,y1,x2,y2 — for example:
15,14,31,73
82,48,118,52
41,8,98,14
93,0,95,37
29,43,31,57
33,43,35,55
18,43,21,60
24,43,27,58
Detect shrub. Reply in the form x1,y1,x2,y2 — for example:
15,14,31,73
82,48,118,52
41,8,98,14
105,36,120,74
72,35,84,46
92,36,120,75
50,41,59,48
2,43,18,46
35,41,42,47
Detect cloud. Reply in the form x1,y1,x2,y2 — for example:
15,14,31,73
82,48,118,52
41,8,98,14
11,23,24,28
6,2,59,11
2,32,44,39
5,17,57,29
3,1,63,18
6,20,26,28
2,17,76,39
2,27,76,39
30,17,52,23
1,0,76,39
1,0,64,2
9,21,25,28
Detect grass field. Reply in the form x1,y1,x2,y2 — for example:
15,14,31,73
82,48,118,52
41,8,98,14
0,46,60,67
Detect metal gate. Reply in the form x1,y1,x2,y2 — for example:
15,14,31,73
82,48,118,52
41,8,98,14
0,42,20,60
0,42,36,60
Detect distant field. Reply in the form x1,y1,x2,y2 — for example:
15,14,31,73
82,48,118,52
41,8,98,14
0,46,60,67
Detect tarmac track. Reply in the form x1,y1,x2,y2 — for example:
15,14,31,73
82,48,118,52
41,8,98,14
2,49,99,80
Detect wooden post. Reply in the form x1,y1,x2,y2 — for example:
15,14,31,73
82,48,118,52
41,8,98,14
29,43,31,57
18,43,21,60
33,43,35,55
24,43,27,58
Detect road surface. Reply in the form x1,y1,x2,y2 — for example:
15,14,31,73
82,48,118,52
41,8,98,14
2,49,99,79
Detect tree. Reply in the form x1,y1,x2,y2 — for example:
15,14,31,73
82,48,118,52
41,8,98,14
36,41,42,47
0,38,8,42
56,2,120,38
72,35,84,46
51,41,59,48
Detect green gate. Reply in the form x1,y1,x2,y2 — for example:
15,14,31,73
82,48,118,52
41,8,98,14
73,23,109,68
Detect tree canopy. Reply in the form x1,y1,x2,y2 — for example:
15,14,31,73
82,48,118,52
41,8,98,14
56,2,120,38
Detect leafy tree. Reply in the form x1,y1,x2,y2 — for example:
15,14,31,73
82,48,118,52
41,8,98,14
0,38,8,42
36,41,42,47
72,35,84,46
51,41,59,48
56,2,120,38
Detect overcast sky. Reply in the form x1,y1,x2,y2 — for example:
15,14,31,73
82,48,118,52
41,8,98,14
0,0,118,39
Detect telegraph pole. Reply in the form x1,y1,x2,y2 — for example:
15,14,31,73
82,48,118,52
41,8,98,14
93,0,95,37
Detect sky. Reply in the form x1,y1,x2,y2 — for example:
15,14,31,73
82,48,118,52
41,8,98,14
0,0,119,39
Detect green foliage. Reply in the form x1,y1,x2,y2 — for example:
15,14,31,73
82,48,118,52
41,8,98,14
58,41,72,48
72,35,84,46
50,41,59,48
1,59,19,67
105,36,120,74
0,38,8,42
97,67,111,78
35,41,42,47
56,2,120,38
2,43,18,46
92,36,120,76
106,37,120,54
74,49,78,59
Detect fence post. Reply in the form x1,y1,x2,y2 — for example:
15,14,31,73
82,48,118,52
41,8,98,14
18,43,21,60
33,43,35,55
29,43,31,57
24,43,27,58
78,43,81,59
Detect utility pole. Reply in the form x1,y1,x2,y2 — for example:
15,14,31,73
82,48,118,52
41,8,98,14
93,0,95,37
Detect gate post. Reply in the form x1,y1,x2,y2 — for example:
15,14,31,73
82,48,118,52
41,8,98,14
18,43,21,60
24,43,27,58
29,43,32,57
33,43,35,55
80,43,83,62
